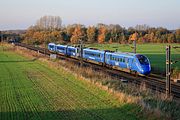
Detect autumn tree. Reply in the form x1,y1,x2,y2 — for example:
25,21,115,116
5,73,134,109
70,24,86,44
129,32,138,41
176,29,180,43
98,26,107,44
87,26,97,43
167,34,176,43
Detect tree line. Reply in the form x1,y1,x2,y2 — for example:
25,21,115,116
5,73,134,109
22,16,180,45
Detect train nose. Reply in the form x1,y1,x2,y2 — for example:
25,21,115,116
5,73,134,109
141,65,151,75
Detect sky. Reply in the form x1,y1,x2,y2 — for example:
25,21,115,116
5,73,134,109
0,0,180,30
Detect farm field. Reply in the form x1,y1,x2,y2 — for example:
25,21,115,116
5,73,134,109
0,46,148,120
86,43,180,73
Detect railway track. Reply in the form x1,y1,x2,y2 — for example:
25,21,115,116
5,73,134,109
14,43,180,99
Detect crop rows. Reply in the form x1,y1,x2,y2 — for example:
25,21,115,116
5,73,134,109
0,48,144,120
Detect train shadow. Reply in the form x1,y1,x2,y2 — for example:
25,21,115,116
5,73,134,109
0,103,144,120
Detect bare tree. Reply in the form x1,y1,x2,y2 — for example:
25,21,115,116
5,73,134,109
36,15,62,30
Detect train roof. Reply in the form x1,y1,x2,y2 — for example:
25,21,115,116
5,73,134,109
83,48,105,53
48,43,56,45
106,51,137,57
56,44,67,47
67,46,78,49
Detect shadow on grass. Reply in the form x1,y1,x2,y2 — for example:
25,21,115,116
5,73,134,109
0,58,38,63
0,104,144,120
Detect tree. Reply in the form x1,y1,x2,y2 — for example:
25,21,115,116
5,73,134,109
98,26,107,44
129,32,138,41
109,24,123,42
167,34,176,43
36,16,62,30
134,24,150,31
70,24,85,44
87,26,96,43
176,29,180,43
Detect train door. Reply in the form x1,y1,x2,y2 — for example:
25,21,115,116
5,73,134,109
76,48,80,57
120,57,126,68
131,58,137,71
125,57,129,68
127,58,133,69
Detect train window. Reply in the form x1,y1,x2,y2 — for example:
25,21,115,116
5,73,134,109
50,45,54,48
133,59,136,63
69,49,75,53
136,55,149,65
110,55,112,60
118,58,121,62
122,58,125,63
57,47,65,50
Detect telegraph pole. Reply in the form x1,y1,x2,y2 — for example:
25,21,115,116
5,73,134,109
134,40,136,54
166,45,171,98
79,40,83,66
130,32,138,54
0,31,3,42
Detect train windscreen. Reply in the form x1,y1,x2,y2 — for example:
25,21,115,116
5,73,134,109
136,55,149,65
49,45,54,48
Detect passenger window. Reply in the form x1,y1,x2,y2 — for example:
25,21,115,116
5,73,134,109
122,58,125,63
133,59,136,63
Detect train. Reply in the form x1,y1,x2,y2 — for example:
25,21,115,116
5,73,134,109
48,43,151,75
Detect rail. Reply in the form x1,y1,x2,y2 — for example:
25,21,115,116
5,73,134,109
14,43,180,99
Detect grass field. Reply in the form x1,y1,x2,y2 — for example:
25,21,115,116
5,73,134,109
0,45,151,120
86,43,180,74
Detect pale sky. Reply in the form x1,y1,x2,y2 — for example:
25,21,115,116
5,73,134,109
0,0,180,30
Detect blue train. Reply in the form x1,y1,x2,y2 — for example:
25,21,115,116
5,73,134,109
48,43,151,75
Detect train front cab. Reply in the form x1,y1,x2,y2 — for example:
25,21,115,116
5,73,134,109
48,43,56,52
135,54,151,75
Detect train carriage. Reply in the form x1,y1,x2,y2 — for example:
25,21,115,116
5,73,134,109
67,46,80,58
105,52,151,75
56,44,67,55
83,48,105,64
105,52,134,69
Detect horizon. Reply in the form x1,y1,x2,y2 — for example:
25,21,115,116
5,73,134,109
0,0,180,30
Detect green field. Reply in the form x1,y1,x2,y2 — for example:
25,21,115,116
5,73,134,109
86,43,180,73
0,46,149,120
